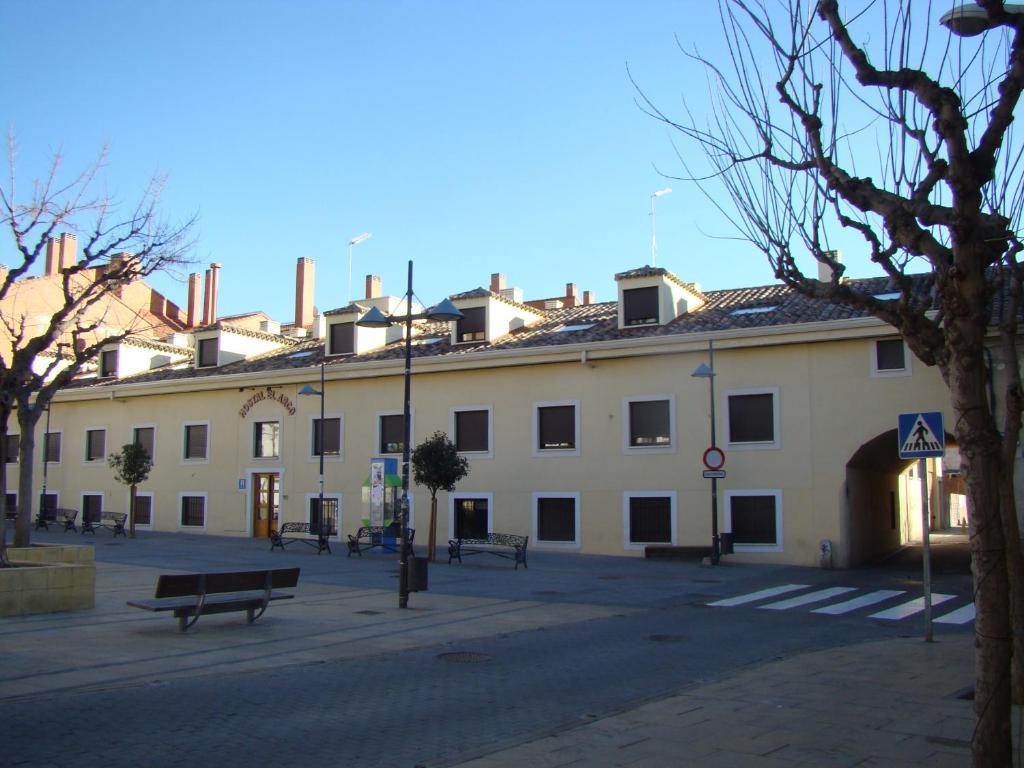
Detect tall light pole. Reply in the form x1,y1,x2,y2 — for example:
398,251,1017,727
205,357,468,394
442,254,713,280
691,339,720,565
347,233,372,303
357,261,463,608
650,188,672,267
940,3,1024,35
298,360,326,535
39,402,51,521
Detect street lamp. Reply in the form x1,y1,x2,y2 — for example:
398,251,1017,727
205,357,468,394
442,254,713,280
347,233,372,303
650,187,672,267
298,360,326,537
940,3,1024,36
691,339,720,565
39,402,51,522
357,260,463,608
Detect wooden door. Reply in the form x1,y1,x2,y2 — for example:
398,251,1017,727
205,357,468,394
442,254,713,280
253,473,279,538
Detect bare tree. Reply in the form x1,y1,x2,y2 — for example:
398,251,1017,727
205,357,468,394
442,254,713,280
637,1,1024,763
0,136,195,562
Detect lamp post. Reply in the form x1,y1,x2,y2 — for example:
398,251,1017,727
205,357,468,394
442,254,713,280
940,3,1024,36
691,340,720,565
347,233,372,303
357,260,463,608
39,402,51,521
650,187,672,267
298,360,326,535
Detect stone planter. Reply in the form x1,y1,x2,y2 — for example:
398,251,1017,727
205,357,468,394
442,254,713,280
0,544,96,616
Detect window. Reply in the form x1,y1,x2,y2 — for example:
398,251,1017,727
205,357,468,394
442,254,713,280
872,338,910,376
726,389,779,448
625,397,673,451
452,496,490,539
329,322,354,355
100,349,118,377
453,408,490,454
379,413,407,455
133,427,155,463
533,493,580,547
85,429,106,461
623,286,659,326
727,490,782,551
183,424,208,460
4,492,15,516
43,432,61,463
40,493,58,514
82,494,103,525
180,495,206,527
133,494,153,526
4,434,18,463
312,417,342,457
308,496,340,534
254,421,280,458
624,492,676,547
456,307,486,342
535,401,579,455
197,338,218,367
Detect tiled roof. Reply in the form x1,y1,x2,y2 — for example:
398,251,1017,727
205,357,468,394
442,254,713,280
191,321,296,344
323,302,368,316
119,337,192,355
614,265,704,296
449,287,544,315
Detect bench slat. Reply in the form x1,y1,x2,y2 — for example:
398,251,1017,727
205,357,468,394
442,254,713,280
154,568,300,598
128,592,295,613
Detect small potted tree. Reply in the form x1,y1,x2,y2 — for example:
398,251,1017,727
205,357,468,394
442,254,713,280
412,431,469,561
108,443,152,539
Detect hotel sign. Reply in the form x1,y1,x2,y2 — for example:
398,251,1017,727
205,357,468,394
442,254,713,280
238,386,297,418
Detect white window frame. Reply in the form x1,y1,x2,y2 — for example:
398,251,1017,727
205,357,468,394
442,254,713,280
81,491,105,523
622,395,676,455
181,421,210,465
4,432,18,464
448,491,494,540
177,491,208,530
303,492,342,541
376,409,414,456
725,489,784,553
450,405,493,459
131,423,157,465
870,338,912,378
723,387,780,451
532,399,581,457
83,427,107,464
252,419,282,460
532,491,581,549
622,491,677,550
40,490,60,510
43,429,63,465
129,490,155,529
4,490,16,513
308,413,345,464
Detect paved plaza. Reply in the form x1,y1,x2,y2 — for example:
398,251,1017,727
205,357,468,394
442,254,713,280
0,528,992,766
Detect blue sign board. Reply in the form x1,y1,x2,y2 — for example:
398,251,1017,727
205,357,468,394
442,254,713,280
898,412,945,459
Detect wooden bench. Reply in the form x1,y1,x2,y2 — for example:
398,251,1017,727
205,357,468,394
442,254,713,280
347,525,415,557
448,533,529,570
81,511,128,536
269,521,336,555
127,568,300,632
34,507,80,532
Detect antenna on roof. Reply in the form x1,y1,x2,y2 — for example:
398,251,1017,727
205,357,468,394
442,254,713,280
650,188,671,266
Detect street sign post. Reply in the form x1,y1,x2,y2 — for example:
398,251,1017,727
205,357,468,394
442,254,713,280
702,470,727,479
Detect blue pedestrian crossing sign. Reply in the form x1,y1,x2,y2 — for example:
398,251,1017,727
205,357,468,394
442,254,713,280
898,411,945,459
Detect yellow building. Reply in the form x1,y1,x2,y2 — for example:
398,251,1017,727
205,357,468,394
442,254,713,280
12,260,984,567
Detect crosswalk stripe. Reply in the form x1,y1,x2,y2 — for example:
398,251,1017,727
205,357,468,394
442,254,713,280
869,593,955,620
935,603,976,625
811,589,905,615
707,584,809,608
760,586,858,610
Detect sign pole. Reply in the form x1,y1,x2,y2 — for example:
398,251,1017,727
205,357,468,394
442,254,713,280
919,457,933,642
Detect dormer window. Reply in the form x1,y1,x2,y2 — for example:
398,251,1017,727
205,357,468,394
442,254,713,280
457,307,486,342
329,322,355,355
197,338,218,367
623,287,659,326
100,349,118,377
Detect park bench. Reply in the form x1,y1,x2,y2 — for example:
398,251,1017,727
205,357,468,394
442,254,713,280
127,567,301,632
34,507,80,532
448,533,529,570
269,520,336,555
347,525,415,557
81,511,128,537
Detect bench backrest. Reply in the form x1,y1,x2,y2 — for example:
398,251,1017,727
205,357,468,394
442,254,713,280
154,568,300,598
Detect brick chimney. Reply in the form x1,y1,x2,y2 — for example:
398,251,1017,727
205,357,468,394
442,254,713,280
365,274,382,299
565,283,578,306
490,273,506,293
295,257,315,329
44,237,61,276
583,290,594,306
187,273,201,327
209,262,221,323
58,233,77,272
202,267,213,325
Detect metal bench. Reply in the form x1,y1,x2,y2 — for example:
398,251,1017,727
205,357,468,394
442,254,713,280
347,525,415,557
448,533,529,570
34,507,80,532
127,568,301,632
269,521,336,555
81,511,127,536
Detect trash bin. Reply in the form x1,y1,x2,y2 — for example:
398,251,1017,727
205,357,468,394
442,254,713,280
719,532,734,556
408,557,428,592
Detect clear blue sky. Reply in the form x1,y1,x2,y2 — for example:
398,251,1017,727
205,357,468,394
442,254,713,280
1,1,884,323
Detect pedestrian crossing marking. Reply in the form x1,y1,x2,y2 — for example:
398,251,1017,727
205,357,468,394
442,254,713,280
811,589,905,615
760,586,858,610
707,584,809,608
934,603,976,625
868,593,955,620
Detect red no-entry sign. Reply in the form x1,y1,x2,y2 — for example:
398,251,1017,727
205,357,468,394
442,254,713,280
702,446,725,471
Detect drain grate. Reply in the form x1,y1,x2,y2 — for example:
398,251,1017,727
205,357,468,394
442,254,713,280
437,651,492,663
354,610,383,616
648,634,688,643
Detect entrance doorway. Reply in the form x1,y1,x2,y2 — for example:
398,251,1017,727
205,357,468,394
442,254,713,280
252,472,280,538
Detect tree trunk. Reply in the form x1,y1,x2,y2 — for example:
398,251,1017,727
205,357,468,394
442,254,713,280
0,405,9,566
129,483,136,539
14,407,40,548
428,495,438,562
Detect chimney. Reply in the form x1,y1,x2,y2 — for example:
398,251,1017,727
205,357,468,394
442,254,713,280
44,237,60,276
58,233,77,272
295,257,315,329
565,283,578,306
818,250,842,283
365,274,382,299
209,262,221,322
490,273,506,293
202,267,213,325
583,290,594,306
187,273,201,327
